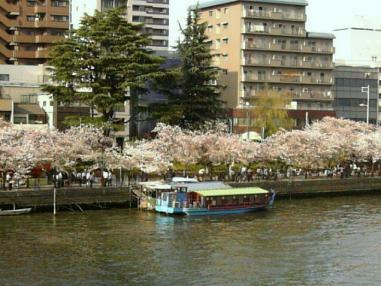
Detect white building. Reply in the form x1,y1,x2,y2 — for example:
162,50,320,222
37,94,55,129
334,16,381,66
333,16,381,125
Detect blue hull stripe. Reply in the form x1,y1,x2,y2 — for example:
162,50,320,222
155,206,267,216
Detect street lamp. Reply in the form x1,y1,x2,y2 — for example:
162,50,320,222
361,85,370,124
245,101,250,140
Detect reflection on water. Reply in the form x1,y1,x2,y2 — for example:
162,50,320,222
0,196,380,285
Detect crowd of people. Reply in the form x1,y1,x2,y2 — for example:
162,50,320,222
1,163,380,191
2,169,117,191
193,162,380,183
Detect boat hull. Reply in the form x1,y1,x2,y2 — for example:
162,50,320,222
155,205,267,216
0,208,32,216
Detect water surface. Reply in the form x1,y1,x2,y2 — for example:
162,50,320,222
0,196,380,285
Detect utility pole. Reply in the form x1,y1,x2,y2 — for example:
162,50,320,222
361,85,370,124
246,101,250,140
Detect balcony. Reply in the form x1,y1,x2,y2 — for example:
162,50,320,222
241,90,333,101
1,47,51,60
23,5,68,15
242,58,333,70
243,74,334,85
244,9,306,22
0,45,13,58
36,34,63,43
242,41,334,54
292,91,334,101
244,26,306,37
0,29,11,42
19,19,69,29
0,33,60,44
0,1,20,14
49,6,69,15
14,50,37,59
0,13,18,28
36,49,50,58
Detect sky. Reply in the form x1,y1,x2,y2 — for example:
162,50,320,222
169,0,381,49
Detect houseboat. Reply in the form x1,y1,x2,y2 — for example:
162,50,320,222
136,181,172,210
155,187,275,216
135,178,233,210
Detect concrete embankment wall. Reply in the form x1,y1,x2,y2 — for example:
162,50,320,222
1,177,381,210
230,177,381,199
0,187,134,208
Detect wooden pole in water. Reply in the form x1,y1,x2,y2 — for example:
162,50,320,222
53,187,57,215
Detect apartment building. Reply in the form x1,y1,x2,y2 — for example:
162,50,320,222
197,0,335,131
0,0,69,65
0,64,49,125
0,64,89,129
71,0,169,53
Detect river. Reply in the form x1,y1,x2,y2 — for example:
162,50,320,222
0,195,380,285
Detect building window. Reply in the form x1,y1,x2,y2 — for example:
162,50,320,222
51,15,69,22
222,38,228,44
209,10,213,16
14,117,27,124
27,15,36,22
224,8,229,14
52,1,69,7
27,0,36,7
0,74,9,81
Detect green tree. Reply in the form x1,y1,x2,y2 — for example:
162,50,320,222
250,88,293,137
43,8,163,128
150,6,225,128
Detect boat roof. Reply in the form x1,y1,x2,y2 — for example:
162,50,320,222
171,177,199,183
174,181,232,191
138,181,172,190
195,187,269,197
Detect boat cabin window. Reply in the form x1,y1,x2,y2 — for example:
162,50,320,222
175,186,188,193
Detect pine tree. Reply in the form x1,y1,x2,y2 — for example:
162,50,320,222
43,8,163,125
150,7,225,128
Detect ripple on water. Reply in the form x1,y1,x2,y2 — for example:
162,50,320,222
0,196,380,285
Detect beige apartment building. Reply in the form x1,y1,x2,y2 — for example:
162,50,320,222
197,0,335,131
0,64,89,129
72,0,169,53
0,0,69,65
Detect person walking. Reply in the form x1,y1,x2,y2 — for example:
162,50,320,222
108,171,113,187
86,171,91,188
57,172,63,188
102,170,109,187
6,172,12,190
89,172,94,188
